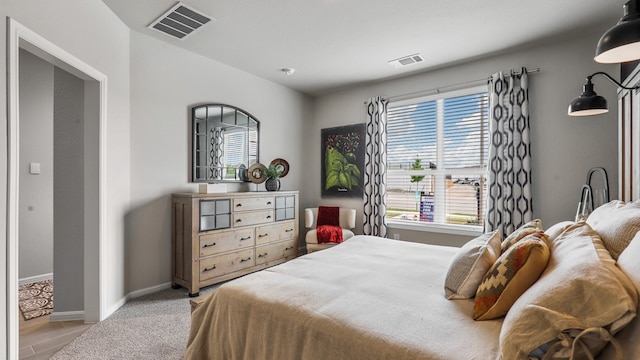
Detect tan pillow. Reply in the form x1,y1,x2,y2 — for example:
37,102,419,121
499,222,638,359
473,232,550,321
444,231,501,300
586,200,640,260
501,219,544,253
544,221,574,243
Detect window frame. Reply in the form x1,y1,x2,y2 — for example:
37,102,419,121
385,85,488,236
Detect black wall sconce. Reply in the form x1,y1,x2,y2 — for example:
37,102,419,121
568,72,639,116
569,0,640,116
595,0,640,63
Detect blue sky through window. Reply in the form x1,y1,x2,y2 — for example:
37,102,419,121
388,92,488,170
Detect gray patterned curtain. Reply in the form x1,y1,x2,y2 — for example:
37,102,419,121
209,127,224,180
485,68,533,238
363,97,388,237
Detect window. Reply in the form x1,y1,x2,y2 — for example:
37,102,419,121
386,86,489,232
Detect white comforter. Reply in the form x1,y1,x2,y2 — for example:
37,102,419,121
186,235,503,360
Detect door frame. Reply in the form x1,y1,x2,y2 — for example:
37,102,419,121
6,17,108,359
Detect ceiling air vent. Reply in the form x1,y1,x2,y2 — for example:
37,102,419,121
149,2,213,40
388,53,424,68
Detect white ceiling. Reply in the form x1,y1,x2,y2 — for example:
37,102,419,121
101,0,623,96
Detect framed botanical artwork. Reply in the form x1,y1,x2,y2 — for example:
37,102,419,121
321,123,365,198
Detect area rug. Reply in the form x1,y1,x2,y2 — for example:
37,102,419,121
19,279,54,320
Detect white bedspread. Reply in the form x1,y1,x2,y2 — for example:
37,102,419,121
186,235,503,360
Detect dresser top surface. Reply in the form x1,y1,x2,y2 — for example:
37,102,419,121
172,190,299,199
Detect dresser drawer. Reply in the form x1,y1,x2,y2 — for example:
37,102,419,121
199,249,254,281
255,221,296,246
233,210,274,227
233,196,275,212
255,239,297,265
199,228,254,257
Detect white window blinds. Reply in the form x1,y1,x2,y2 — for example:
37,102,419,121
386,86,489,227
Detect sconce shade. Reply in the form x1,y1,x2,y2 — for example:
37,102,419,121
595,0,640,63
568,78,609,116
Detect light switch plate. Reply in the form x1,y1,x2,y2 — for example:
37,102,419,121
29,163,41,175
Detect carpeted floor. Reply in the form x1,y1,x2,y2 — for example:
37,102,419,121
50,285,219,359
19,279,54,320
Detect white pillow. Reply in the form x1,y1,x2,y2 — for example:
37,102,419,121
444,231,501,300
586,200,640,260
499,222,638,359
618,231,640,295
599,232,640,360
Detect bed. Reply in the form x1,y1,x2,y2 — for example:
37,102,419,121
186,201,640,360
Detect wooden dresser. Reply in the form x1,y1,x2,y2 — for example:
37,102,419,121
171,191,299,296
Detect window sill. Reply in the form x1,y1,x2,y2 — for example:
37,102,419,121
386,219,483,237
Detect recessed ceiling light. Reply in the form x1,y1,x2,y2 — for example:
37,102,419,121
281,68,296,75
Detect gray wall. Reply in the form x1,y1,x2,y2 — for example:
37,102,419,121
19,50,54,280
53,66,85,312
307,26,619,245
126,31,313,292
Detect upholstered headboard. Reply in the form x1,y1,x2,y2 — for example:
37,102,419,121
619,69,640,202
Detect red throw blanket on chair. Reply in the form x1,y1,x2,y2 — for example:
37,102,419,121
316,206,343,244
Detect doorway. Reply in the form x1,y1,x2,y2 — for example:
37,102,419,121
18,48,88,317
6,18,107,359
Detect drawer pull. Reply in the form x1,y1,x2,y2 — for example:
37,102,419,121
203,265,216,272
285,246,294,251
240,236,252,241
266,215,272,219
285,228,294,232
203,242,216,248
236,219,242,223
236,203,242,207
258,252,268,258
240,257,252,263
267,201,272,205
258,233,268,238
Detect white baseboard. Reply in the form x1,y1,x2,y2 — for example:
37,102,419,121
50,310,84,322
128,282,172,299
22,280,173,323
19,273,53,285
103,282,173,319
106,296,128,319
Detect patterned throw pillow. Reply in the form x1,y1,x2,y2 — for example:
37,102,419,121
586,200,640,260
444,231,501,300
473,233,550,321
500,219,544,253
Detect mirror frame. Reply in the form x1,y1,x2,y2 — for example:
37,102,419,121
191,104,260,183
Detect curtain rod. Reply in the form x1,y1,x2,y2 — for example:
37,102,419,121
364,67,541,104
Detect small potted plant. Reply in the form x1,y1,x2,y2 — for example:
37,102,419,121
264,165,282,191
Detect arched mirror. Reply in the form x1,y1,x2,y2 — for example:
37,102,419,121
192,104,259,182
